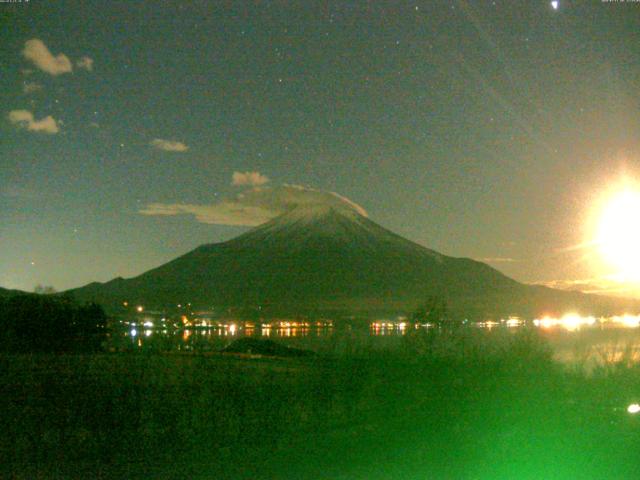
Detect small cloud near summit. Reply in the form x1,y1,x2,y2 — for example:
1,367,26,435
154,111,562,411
283,184,368,218
22,39,73,76
140,184,367,227
150,138,189,152
232,171,270,187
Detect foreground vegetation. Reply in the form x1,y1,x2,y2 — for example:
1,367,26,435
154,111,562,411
2,328,640,479
0,293,107,352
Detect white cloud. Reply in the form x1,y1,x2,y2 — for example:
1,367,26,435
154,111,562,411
76,56,94,71
23,82,43,94
140,184,368,227
8,110,59,134
22,39,72,76
150,138,189,152
232,171,270,186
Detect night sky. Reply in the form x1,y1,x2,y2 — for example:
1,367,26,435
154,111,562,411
1,1,639,295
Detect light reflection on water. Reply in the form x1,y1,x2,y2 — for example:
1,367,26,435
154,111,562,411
112,315,640,366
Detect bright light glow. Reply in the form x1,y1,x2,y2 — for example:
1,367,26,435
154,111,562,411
533,314,640,330
229,323,237,335
534,316,555,329
136,305,144,313
627,403,640,414
550,1,559,10
562,313,582,332
532,313,595,331
130,328,137,337
143,320,154,327
610,314,640,328
505,317,522,328
596,189,640,281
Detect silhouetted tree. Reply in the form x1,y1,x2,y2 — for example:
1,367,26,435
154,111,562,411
0,293,107,352
410,296,450,327
34,284,57,295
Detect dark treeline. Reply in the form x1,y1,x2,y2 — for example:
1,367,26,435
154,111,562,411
0,293,107,352
410,295,450,326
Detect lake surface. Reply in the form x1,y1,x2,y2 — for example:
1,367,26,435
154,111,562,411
108,314,640,368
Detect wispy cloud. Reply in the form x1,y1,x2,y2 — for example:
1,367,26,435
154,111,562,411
22,39,72,76
23,82,43,94
284,184,368,217
536,276,640,298
140,202,277,227
232,171,270,187
150,138,189,152
477,257,519,263
8,110,59,134
76,56,94,71
140,184,368,227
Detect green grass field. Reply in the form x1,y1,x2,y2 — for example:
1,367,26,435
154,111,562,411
2,329,640,479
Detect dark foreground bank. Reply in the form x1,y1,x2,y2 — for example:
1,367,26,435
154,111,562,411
2,329,640,479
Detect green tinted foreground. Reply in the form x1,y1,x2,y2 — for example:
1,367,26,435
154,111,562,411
1,329,640,479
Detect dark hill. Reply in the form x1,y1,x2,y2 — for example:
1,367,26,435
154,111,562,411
0,287,28,298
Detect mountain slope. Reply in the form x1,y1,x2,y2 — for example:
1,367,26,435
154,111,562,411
0,287,28,298
67,206,639,318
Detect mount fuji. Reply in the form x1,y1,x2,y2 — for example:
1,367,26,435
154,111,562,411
67,205,639,319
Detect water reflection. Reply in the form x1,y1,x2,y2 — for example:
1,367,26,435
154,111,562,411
531,313,640,332
371,321,410,335
110,314,640,367
533,314,597,331
113,320,334,352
